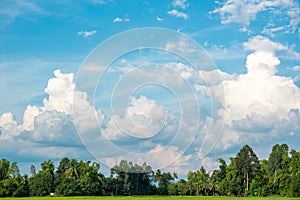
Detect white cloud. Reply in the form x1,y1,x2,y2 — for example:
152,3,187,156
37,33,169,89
21,105,42,131
102,145,192,174
205,43,246,61
244,35,300,60
30,111,76,144
91,0,110,4
195,35,300,151
113,17,130,23
167,9,188,20
0,112,18,139
287,6,300,37
0,0,43,24
102,95,167,139
172,0,189,9
1,32,299,174
292,65,300,71
210,0,300,37
262,24,285,37
146,145,192,173
165,36,196,53
0,69,104,160
210,0,294,26
197,150,219,171
43,70,75,115
156,17,164,22
78,30,97,38
113,17,122,22
0,112,17,128
209,0,300,37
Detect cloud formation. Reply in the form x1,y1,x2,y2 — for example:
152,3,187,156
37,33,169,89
113,17,130,23
172,0,189,9
78,30,97,38
156,17,164,22
210,0,300,37
0,70,102,160
0,0,43,25
167,9,188,20
196,35,300,152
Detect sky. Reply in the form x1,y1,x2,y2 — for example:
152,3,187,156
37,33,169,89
0,0,300,176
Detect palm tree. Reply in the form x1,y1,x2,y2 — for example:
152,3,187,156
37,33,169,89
0,158,11,180
41,160,54,174
65,159,78,179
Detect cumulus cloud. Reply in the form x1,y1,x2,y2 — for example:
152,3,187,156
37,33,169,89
224,37,300,123
197,150,219,171
146,145,192,173
0,69,104,160
113,17,129,23
244,35,300,59
1,33,299,174
21,105,42,131
167,9,188,20
0,68,197,174
195,35,300,151
0,112,18,139
78,30,97,38
102,95,167,140
102,145,192,173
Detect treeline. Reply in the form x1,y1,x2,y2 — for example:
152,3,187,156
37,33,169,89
0,144,299,197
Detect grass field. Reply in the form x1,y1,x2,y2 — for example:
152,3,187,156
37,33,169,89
2,196,300,200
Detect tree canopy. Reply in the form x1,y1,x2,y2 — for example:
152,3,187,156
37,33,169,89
0,143,299,197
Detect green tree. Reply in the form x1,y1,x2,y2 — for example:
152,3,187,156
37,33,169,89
13,174,30,197
287,149,300,197
29,160,55,196
235,145,261,196
111,160,153,195
187,166,209,196
0,158,10,180
267,143,289,194
220,157,239,196
177,179,189,195
154,169,177,195
0,159,25,197
211,158,227,195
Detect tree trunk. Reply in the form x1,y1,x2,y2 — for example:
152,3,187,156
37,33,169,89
273,169,277,184
246,172,249,191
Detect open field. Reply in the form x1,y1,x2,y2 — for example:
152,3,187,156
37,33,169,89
2,197,300,200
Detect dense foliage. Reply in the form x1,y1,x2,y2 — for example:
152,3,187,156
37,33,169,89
0,144,299,197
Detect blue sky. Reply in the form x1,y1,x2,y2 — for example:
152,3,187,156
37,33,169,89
0,0,300,175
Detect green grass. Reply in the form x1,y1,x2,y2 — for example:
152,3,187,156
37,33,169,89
2,196,300,200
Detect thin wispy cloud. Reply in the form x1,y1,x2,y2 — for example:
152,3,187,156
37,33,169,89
78,30,97,38
210,0,300,37
0,0,44,25
167,9,188,20
156,17,164,22
172,0,189,9
91,0,110,4
292,65,300,71
113,17,130,23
